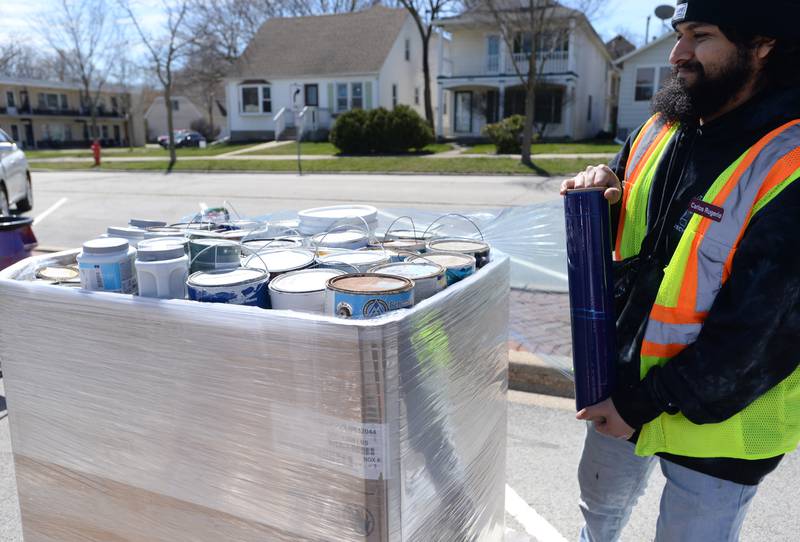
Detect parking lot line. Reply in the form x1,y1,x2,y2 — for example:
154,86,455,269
33,197,68,226
506,484,569,542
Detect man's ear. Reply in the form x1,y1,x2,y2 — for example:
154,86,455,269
755,37,777,60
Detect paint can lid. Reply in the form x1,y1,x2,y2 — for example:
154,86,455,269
410,251,474,267
35,265,80,282
327,273,413,294
137,244,186,262
428,238,489,253
107,226,146,239
242,249,315,273
371,262,443,279
129,218,167,229
188,267,267,287
82,237,129,254
139,236,189,249
269,268,345,293
311,230,367,245
319,250,387,266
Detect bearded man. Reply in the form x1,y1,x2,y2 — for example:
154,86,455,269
559,1,800,540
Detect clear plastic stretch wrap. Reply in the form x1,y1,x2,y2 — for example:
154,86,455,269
0,242,510,541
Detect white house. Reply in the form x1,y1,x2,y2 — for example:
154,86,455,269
225,6,444,142
144,96,205,141
435,1,615,140
614,33,675,141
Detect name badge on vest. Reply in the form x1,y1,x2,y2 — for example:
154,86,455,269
688,198,724,222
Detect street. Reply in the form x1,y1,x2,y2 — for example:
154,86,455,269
2,170,798,541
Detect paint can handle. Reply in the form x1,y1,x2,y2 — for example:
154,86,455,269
422,213,485,241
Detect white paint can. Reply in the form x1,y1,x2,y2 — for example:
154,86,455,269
370,261,446,301
268,268,346,313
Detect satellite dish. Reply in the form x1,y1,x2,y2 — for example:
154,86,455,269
655,5,675,20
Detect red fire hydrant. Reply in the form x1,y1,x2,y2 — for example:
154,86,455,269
91,139,101,166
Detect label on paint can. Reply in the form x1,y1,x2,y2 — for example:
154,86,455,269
327,274,414,319
79,261,135,293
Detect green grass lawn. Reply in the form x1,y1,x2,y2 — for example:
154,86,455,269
464,140,622,155
242,142,454,156
25,143,258,160
29,156,595,175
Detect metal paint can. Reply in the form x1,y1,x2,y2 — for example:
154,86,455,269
139,236,190,254
384,229,435,242
379,238,426,256
189,239,241,274
325,273,414,319
170,221,217,231
407,251,476,286
426,238,491,268
268,268,346,313
107,226,146,248
129,219,167,229
241,238,303,254
241,248,315,276
144,227,186,238
310,230,369,250
370,262,446,301
564,187,616,410
35,265,80,284
317,250,390,273
187,267,270,308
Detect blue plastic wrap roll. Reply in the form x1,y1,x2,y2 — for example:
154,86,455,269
564,188,616,410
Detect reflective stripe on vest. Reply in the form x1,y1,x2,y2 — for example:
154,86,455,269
614,115,680,261
636,119,800,459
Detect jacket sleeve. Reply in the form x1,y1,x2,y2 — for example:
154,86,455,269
613,182,800,427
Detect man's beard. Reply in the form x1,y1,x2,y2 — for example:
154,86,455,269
651,46,754,124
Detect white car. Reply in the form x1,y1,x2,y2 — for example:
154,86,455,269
0,128,32,216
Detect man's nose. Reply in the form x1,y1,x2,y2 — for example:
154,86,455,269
670,37,694,66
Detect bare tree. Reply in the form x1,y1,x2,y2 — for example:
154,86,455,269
40,0,120,143
476,0,602,168
120,0,190,170
0,44,20,74
396,0,460,131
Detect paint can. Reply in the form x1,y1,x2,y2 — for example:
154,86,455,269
298,204,379,235
379,238,426,256
384,229,436,242
241,248,315,276
187,267,270,308
107,226,146,248
136,242,189,299
310,230,369,250
35,265,80,284
189,239,241,274
370,261,446,301
426,238,491,268
564,187,616,410
241,238,303,253
144,227,186,239
218,220,262,231
170,221,217,231
129,219,167,229
407,251,475,286
268,268,346,313
139,236,190,254
317,250,391,273
77,237,137,294
325,273,414,319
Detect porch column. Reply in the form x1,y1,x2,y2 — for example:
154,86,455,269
498,85,505,120
436,85,445,138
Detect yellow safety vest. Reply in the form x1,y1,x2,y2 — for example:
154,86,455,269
618,115,800,459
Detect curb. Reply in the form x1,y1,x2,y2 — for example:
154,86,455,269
508,350,574,399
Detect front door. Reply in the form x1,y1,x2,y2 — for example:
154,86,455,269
23,121,34,148
454,91,473,134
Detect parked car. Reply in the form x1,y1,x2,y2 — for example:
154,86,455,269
0,128,32,216
157,130,206,149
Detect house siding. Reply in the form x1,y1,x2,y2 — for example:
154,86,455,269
616,37,674,140
571,24,612,139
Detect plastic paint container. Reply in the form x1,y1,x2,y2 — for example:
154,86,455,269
35,265,80,284
139,236,190,254
325,273,414,319
187,267,270,308
298,205,379,235
427,238,491,268
407,251,475,286
107,226,146,248
136,242,189,299
241,249,315,276
310,230,369,250
189,239,241,274
370,262,446,301
129,219,167,229
77,237,137,294
268,268,346,313
317,250,391,273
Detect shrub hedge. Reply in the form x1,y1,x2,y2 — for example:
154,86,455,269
330,105,433,154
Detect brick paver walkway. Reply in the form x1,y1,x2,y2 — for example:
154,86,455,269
508,289,572,358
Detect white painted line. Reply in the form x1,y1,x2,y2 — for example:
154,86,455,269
33,197,68,226
506,484,568,542
509,256,569,282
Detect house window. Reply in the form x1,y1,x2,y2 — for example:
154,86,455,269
392,84,398,109
658,66,673,90
587,95,592,121
171,99,180,111
635,67,658,101
405,38,411,61
101,125,109,140
351,82,363,109
513,32,533,55
11,125,19,141
6,91,15,108
261,86,271,113
240,86,259,113
39,93,60,110
487,35,500,72
111,97,118,112
414,87,420,105
65,124,73,141
304,84,319,107
336,83,348,112
59,94,68,110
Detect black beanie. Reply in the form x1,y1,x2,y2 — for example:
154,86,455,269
672,0,800,39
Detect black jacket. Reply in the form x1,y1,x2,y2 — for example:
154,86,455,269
608,86,800,485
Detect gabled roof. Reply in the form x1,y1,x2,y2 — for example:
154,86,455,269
228,6,409,79
614,32,674,65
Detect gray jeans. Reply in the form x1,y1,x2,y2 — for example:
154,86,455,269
578,423,758,542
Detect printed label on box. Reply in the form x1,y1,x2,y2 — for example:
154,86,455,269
325,422,388,480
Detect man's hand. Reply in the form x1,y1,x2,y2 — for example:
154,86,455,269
576,398,635,439
560,164,622,204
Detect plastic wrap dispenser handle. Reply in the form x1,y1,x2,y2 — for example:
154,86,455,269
564,189,617,411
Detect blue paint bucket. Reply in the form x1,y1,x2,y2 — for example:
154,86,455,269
325,273,414,319
564,187,616,410
0,216,37,270
187,267,270,308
